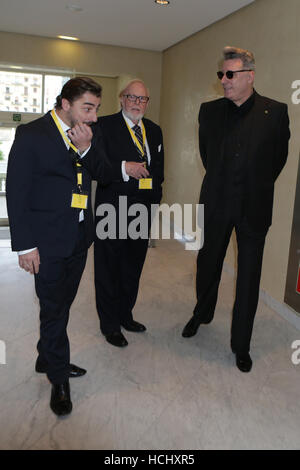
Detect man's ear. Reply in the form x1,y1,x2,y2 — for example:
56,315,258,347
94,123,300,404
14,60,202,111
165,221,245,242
61,98,71,111
249,71,255,84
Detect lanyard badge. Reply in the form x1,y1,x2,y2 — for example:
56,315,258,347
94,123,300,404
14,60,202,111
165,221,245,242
125,120,153,190
51,109,88,209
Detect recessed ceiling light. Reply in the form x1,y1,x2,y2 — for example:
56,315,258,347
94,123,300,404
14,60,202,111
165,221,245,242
57,35,79,41
155,0,170,5
66,4,83,12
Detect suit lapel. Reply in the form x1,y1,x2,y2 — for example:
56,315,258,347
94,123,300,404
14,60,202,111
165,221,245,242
216,99,228,166
116,111,141,157
142,119,157,159
243,93,270,169
41,111,71,157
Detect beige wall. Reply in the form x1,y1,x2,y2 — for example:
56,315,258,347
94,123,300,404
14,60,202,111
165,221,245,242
0,31,162,122
160,0,300,307
1,1,299,308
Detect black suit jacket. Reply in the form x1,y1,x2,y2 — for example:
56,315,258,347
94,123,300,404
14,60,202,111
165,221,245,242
6,111,110,257
198,92,290,231
93,111,164,207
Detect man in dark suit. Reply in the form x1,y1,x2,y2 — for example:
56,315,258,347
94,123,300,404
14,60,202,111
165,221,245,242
93,79,164,347
6,77,112,416
182,47,290,372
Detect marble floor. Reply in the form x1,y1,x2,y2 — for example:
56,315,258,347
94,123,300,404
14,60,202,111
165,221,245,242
0,239,299,450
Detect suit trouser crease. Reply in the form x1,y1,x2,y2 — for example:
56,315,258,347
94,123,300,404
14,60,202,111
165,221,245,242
194,214,266,354
94,236,149,335
94,201,151,335
34,223,87,384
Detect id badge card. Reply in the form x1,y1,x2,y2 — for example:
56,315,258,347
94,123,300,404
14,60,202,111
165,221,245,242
139,178,152,190
71,190,88,209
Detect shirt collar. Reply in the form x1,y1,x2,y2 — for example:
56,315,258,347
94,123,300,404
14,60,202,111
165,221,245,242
54,108,70,133
227,90,256,115
122,110,142,129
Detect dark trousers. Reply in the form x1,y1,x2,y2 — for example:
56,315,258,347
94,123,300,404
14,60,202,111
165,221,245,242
94,235,149,335
194,213,267,354
34,223,87,384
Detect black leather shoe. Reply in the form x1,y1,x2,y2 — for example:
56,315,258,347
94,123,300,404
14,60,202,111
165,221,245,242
36,360,86,378
121,320,146,332
234,352,253,373
182,315,202,338
50,381,72,416
105,332,128,347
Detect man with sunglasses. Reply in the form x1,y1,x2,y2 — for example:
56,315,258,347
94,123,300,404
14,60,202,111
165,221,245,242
91,79,164,347
182,46,290,372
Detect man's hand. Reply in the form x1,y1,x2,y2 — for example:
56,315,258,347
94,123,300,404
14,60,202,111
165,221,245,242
19,248,40,275
125,162,149,180
67,123,93,153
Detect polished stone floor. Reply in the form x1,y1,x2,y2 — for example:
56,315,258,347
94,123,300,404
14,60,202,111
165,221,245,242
0,239,299,450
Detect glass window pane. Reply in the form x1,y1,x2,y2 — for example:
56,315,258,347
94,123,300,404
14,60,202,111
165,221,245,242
44,75,70,113
0,71,42,113
0,127,16,221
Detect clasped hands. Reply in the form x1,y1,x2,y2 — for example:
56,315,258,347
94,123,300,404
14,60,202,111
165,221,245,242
125,162,149,179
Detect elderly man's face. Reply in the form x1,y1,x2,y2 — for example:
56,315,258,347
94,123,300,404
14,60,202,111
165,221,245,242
121,82,149,123
221,58,255,106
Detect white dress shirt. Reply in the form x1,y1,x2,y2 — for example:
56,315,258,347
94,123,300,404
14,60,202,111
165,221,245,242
121,111,151,181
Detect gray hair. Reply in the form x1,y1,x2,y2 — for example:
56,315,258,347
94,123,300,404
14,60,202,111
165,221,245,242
223,46,255,70
119,79,150,99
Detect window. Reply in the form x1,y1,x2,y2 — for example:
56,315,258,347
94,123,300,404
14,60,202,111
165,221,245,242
44,75,70,112
0,70,70,114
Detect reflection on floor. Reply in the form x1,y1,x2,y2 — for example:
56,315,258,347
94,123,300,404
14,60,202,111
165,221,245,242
0,240,299,450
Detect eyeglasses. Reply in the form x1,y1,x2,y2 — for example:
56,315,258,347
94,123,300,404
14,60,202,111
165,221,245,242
217,70,252,80
123,94,150,103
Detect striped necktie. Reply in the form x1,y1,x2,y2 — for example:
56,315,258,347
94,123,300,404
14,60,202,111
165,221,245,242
132,124,148,164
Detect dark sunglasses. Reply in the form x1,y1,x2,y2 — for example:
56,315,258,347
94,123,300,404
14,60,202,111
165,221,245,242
217,69,252,80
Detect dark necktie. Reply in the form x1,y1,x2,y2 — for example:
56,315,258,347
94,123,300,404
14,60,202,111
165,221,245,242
132,124,148,165
66,129,79,164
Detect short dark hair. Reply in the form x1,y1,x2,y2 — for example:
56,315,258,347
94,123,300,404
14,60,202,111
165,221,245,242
55,77,102,109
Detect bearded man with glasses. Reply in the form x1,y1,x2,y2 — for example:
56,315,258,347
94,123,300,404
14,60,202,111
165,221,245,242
182,46,290,372
89,79,164,348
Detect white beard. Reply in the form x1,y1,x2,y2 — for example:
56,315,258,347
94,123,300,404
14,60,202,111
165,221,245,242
123,109,144,123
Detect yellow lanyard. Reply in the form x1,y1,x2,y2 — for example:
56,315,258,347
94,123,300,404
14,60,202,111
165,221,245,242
125,120,147,158
50,109,83,188
50,109,79,154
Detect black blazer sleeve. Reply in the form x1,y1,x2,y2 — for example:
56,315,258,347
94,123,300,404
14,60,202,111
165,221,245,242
273,103,290,181
6,125,36,251
198,103,207,170
80,122,122,185
152,125,164,186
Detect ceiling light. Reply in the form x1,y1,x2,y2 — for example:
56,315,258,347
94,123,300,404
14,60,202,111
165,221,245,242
57,35,79,41
155,0,170,5
66,4,83,12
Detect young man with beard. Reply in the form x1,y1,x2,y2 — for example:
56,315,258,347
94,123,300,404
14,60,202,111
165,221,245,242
6,77,112,416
